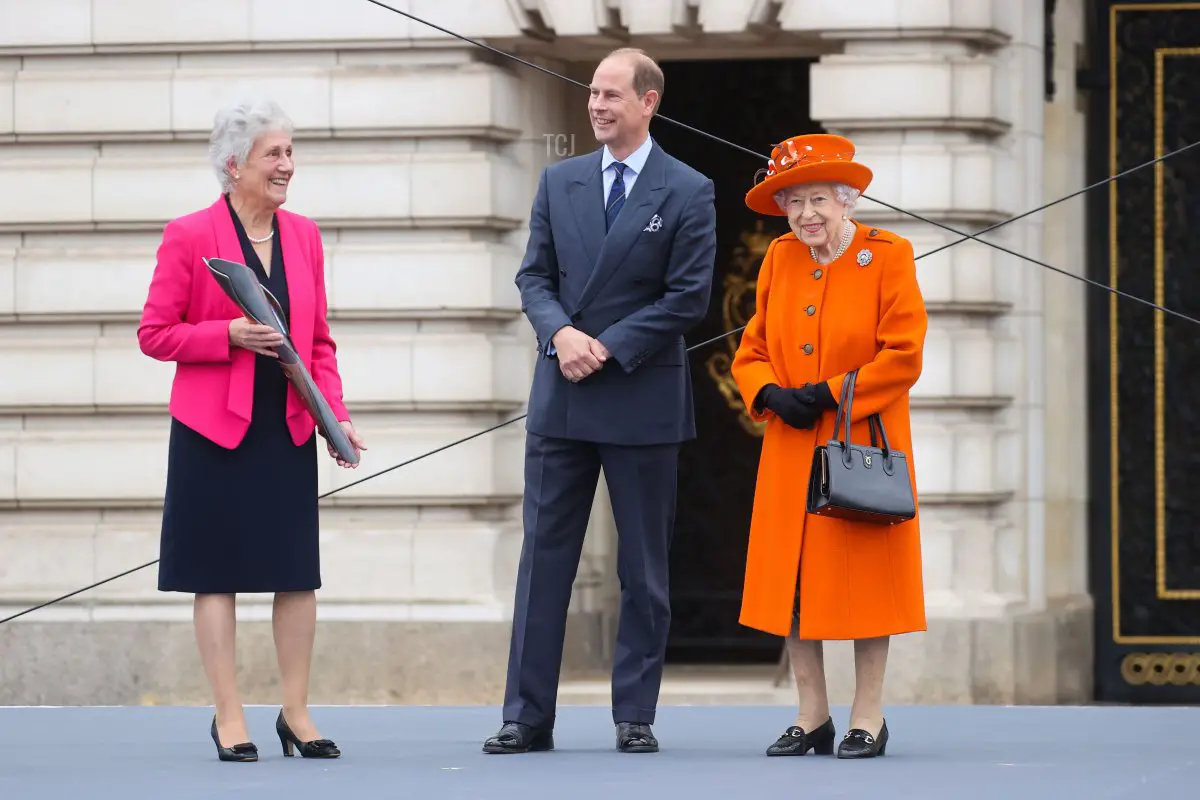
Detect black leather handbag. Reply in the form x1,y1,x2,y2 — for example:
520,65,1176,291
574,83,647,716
806,369,916,525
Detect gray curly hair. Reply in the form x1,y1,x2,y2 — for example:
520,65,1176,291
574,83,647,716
774,181,861,213
208,97,294,193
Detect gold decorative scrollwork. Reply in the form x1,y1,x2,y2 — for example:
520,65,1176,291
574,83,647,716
1120,652,1200,686
705,220,778,437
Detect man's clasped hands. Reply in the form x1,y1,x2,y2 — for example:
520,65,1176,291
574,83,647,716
553,326,612,383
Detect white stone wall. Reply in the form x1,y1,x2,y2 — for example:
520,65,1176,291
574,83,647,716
0,0,562,626
0,0,1092,704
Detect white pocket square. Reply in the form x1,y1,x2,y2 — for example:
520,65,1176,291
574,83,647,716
643,214,663,233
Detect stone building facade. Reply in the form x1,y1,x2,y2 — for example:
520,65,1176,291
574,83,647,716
0,0,1100,706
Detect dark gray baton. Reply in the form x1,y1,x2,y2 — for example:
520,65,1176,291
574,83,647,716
203,256,360,465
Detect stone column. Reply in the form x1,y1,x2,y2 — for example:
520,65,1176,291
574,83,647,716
1037,0,1093,701
786,0,1091,703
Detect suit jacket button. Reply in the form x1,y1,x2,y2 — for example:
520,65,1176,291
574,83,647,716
560,269,566,276
806,305,816,315
813,269,823,280
803,344,813,354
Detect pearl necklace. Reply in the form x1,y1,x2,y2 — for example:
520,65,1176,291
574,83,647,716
809,221,855,264
248,229,274,244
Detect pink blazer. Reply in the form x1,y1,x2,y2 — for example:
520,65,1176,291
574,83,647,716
137,197,350,450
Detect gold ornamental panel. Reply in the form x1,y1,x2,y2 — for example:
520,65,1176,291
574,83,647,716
1120,652,1200,686
705,221,777,437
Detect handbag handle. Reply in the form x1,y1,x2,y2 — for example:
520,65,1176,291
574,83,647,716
830,369,857,449
830,369,894,466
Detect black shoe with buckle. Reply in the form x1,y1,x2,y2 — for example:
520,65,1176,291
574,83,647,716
837,720,888,758
765,717,835,756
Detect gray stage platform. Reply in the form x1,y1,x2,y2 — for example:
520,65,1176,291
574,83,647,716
1,704,1196,798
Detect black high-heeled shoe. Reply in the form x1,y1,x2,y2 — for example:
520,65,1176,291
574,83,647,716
837,720,888,758
765,716,836,756
276,709,341,759
210,715,258,762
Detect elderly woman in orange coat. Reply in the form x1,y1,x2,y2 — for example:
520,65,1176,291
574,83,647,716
731,133,928,760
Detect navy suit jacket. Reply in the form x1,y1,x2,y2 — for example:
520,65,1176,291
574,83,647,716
515,140,717,446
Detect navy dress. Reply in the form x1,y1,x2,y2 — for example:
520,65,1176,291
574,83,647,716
157,195,321,594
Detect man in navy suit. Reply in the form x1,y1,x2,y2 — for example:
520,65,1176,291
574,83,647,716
483,48,717,755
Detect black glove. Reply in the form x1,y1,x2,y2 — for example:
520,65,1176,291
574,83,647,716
806,381,838,411
757,384,820,430
755,382,838,430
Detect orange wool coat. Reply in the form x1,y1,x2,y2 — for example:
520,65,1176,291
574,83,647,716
731,223,928,640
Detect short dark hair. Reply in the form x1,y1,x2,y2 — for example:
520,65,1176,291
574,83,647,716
604,47,664,112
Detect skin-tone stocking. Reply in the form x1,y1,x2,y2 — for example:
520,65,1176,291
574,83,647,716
194,591,324,745
273,590,322,741
194,594,248,746
787,616,831,732
849,635,889,736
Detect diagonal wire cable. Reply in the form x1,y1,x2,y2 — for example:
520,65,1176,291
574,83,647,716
0,329,744,624
363,0,1200,324
1,3,1198,625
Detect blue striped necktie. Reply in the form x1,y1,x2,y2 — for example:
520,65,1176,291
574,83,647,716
606,162,627,232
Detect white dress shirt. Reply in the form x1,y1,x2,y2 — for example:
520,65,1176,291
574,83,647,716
547,135,656,357
601,134,654,204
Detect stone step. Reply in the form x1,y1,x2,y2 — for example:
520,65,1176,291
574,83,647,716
560,665,795,706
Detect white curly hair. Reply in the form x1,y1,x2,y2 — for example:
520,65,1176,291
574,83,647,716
208,97,295,193
774,181,861,214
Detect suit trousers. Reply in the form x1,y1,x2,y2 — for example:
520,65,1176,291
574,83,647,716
502,431,679,728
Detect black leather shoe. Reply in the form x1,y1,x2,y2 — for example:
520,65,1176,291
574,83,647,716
765,717,835,756
482,721,554,754
837,720,888,758
210,716,258,762
276,709,340,759
616,722,658,753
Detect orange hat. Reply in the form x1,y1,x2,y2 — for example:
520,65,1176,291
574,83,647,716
744,133,873,217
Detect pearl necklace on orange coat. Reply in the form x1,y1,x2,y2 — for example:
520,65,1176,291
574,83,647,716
809,220,855,264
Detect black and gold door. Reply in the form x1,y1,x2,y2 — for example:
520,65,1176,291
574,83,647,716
650,58,810,663
1085,0,1200,702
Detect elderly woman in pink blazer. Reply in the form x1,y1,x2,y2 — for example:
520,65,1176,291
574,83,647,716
137,97,365,763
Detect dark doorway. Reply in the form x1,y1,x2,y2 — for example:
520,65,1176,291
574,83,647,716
1084,0,1200,703
650,58,821,664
